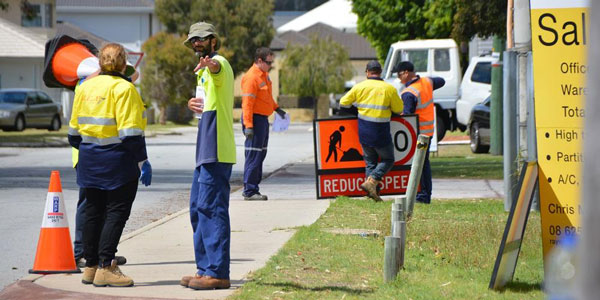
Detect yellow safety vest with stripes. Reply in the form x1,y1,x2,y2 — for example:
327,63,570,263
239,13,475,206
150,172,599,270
69,75,147,146
339,78,403,122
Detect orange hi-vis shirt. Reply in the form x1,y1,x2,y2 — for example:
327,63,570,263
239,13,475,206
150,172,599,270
241,64,278,128
402,77,434,136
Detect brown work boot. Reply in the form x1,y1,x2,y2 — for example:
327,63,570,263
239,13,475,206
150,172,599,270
360,176,383,202
188,275,231,290
93,259,134,287
81,265,97,285
180,274,203,287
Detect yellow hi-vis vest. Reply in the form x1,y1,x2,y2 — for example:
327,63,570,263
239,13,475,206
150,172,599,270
69,75,147,146
402,77,434,136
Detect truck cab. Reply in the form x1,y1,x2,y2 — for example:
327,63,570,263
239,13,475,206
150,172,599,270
382,39,462,141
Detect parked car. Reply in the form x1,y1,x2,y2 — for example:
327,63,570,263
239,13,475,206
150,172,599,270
456,55,494,128
469,96,490,153
0,89,62,131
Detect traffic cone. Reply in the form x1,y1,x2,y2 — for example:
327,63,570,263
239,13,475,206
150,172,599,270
29,171,80,274
43,35,99,90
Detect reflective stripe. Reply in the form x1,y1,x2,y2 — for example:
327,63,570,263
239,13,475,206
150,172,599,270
242,93,256,98
421,128,434,134
81,135,122,145
118,128,144,137
357,114,390,123
68,127,80,136
420,120,434,126
416,98,433,109
407,86,420,96
355,103,390,110
245,147,263,152
78,117,116,126
259,82,266,88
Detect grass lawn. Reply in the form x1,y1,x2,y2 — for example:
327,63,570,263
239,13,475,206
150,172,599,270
229,198,543,300
432,144,504,179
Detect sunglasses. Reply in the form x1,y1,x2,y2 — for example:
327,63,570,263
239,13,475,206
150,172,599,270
190,36,212,43
263,60,274,66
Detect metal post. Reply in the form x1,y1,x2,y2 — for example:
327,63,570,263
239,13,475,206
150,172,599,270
580,2,600,298
503,50,518,211
383,236,401,282
405,135,431,217
490,37,505,155
526,52,540,211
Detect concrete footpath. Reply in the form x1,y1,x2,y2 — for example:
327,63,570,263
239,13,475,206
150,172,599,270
0,160,503,300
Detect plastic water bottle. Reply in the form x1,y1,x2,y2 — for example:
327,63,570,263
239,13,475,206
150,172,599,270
544,234,578,300
194,85,205,119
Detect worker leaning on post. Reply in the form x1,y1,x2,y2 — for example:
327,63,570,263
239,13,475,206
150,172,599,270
339,60,403,202
68,43,151,287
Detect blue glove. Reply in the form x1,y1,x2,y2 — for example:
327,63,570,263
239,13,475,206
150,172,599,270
140,160,152,186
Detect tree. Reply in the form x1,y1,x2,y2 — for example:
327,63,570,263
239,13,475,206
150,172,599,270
141,32,197,124
351,0,428,61
155,0,275,76
279,36,353,116
423,0,455,39
451,0,507,42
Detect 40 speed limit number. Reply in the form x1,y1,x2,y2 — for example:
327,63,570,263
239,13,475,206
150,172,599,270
390,116,418,165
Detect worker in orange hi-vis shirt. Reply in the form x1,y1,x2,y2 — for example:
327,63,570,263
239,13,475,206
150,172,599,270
240,47,286,201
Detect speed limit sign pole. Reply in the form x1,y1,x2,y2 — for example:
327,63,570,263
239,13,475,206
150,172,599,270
406,134,431,217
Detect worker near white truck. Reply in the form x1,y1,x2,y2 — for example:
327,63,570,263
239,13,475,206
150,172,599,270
394,61,445,204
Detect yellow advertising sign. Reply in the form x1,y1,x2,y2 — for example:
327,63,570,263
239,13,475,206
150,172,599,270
530,0,588,258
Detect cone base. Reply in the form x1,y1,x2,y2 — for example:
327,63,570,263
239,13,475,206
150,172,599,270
29,268,81,274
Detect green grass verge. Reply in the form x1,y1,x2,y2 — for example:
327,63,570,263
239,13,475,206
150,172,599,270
432,145,503,179
229,198,543,300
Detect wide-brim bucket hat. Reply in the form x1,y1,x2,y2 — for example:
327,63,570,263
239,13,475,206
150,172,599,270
184,22,221,50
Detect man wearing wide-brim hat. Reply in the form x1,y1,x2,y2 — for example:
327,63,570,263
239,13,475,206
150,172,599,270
180,21,236,291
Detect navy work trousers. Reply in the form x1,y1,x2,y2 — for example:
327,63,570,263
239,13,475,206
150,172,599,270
190,162,233,279
74,188,86,259
242,114,269,197
417,144,432,203
83,179,137,267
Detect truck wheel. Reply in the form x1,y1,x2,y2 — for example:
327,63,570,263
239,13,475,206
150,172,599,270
470,122,489,153
436,114,446,142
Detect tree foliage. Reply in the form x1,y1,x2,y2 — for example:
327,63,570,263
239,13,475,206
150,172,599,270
155,0,275,76
141,32,197,124
452,0,506,42
423,0,455,39
351,0,428,61
280,36,354,99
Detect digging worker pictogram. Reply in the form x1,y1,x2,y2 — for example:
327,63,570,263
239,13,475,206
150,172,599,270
339,60,403,202
326,126,345,162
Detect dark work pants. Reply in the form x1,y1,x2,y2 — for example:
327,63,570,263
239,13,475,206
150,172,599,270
417,143,432,204
190,163,233,279
83,180,137,267
73,188,86,259
242,114,269,196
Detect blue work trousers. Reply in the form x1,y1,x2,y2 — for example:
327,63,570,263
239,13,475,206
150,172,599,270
417,144,432,204
242,114,269,197
190,162,233,279
74,188,86,259
361,142,395,181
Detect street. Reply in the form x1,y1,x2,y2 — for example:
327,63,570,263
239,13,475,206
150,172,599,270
0,122,315,289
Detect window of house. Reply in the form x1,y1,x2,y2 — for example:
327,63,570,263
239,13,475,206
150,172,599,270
21,3,52,28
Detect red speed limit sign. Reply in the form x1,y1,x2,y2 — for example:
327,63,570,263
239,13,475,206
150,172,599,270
390,116,418,165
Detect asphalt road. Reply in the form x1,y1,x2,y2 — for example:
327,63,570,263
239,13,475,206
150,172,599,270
0,123,314,289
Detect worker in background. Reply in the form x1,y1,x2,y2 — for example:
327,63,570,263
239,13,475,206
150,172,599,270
240,47,286,201
68,43,151,287
394,61,445,204
339,60,403,202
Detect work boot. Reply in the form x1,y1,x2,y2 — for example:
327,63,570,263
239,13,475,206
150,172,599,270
243,193,268,201
115,255,127,265
188,275,231,290
81,265,97,285
93,259,134,287
180,274,203,287
360,176,383,202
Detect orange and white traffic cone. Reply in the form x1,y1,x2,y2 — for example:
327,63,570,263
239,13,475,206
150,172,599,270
29,171,80,274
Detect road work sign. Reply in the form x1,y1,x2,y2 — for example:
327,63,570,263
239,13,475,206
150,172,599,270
530,0,588,258
313,115,418,199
